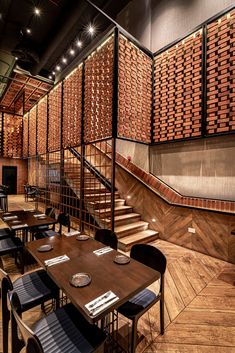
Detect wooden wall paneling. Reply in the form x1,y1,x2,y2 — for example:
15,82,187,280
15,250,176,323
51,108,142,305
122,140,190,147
37,96,48,155
228,220,235,264
118,35,152,143
23,113,29,158
84,35,114,143
28,106,37,157
3,113,23,158
48,83,62,152
153,29,203,142
63,64,83,148
206,9,235,134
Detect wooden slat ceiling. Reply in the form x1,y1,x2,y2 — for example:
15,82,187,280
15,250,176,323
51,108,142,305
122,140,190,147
0,72,52,115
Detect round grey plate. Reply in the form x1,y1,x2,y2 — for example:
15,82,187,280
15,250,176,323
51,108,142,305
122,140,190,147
76,234,90,241
114,254,130,265
11,220,21,224
70,273,91,287
38,216,47,219
37,244,53,252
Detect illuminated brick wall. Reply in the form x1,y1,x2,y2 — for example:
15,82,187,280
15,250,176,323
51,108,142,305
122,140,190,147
48,83,62,152
84,36,114,143
154,30,202,142
63,65,83,148
37,96,48,155
28,106,37,156
118,35,152,143
3,114,23,158
206,10,235,134
23,113,29,158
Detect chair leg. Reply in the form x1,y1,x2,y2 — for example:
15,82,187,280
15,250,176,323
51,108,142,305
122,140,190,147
160,297,164,335
130,318,138,353
11,311,24,353
2,294,10,353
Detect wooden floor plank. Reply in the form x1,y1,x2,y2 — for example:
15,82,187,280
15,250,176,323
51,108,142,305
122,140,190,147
188,295,235,311
144,342,235,353
174,308,235,326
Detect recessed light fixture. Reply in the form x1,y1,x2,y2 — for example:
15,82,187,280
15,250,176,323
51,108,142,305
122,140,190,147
26,28,31,34
15,57,18,60
152,218,156,222
52,71,55,75
56,65,61,71
62,57,67,63
77,40,82,47
127,196,131,199
34,7,40,16
87,24,95,35
69,49,75,55
48,75,52,79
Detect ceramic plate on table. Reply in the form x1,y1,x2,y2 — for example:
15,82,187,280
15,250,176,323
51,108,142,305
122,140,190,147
114,254,130,265
76,234,90,241
70,273,91,287
38,216,47,220
11,220,21,224
37,244,53,252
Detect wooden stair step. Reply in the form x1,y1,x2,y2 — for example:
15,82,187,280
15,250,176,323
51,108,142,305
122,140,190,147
118,230,159,252
85,192,119,201
100,213,141,227
94,205,133,216
115,221,149,239
89,199,126,208
84,187,108,194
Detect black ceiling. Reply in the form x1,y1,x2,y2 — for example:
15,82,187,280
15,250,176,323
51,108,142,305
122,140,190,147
0,0,130,79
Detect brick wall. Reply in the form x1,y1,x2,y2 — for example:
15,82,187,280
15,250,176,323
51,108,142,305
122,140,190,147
48,83,62,152
23,113,29,158
28,106,37,157
0,157,28,194
154,29,202,142
37,96,48,155
118,35,152,143
3,114,23,158
206,9,235,134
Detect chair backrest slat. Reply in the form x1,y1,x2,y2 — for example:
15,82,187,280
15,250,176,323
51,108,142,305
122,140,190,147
95,229,118,250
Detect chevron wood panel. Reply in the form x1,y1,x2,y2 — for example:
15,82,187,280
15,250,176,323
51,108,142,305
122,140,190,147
23,113,29,158
28,106,37,156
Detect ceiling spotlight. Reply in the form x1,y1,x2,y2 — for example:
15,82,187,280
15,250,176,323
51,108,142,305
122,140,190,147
34,7,40,16
15,57,18,60
52,71,55,75
48,75,52,79
62,57,67,63
87,24,95,35
77,40,82,47
69,49,75,55
26,28,31,34
56,65,61,71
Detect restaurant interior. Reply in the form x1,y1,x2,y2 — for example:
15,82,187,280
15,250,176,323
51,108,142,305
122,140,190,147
0,0,235,352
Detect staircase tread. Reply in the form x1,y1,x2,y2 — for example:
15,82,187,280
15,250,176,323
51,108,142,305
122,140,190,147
88,199,125,206
115,221,149,233
95,205,132,213
119,230,159,244
102,213,140,223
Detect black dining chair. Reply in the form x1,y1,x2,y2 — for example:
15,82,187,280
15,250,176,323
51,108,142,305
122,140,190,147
95,228,118,250
10,291,106,353
0,268,60,353
117,244,167,353
34,212,70,239
0,227,14,240
0,236,24,273
31,207,56,240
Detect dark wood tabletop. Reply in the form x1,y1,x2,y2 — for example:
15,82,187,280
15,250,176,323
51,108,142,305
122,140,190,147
1,210,57,231
27,235,160,324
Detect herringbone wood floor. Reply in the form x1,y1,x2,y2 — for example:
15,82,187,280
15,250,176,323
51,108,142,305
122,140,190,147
1,196,235,352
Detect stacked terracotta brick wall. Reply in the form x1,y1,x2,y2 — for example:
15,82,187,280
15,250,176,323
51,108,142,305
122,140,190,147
0,114,3,156
37,96,48,155
154,30,202,142
23,113,29,158
206,10,235,134
63,65,83,148
3,114,23,158
118,35,152,143
84,36,114,143
48,83,62,152
28,106,37,157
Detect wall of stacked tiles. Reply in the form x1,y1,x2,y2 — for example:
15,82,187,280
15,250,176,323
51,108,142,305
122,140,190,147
23,113,29,158
3,114,23,157
206,9,235,134
153,30,203,142
28,106,37,157
63,64,83,148
118,35,152,143
37,96,48,155
48,83,62,152
84,35,114,143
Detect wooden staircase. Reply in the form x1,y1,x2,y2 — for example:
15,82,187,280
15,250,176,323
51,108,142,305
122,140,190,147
63,152,159,252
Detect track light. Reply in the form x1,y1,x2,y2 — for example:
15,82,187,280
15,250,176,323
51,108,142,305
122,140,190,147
87,24,95,35
70,49,75,55
26,28,31,34
62,57,67,63
56,65,61,71
34,7,40,16
77,40,82,48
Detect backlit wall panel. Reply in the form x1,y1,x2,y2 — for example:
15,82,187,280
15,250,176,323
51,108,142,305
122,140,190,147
153,30,203,142
63,65,83,148
118,35,152,143
3,114,23,157
48,83,62,152
37,96,48,155
206,10,235,134
29,106,37,156
84,36,114,143
23,113,29,158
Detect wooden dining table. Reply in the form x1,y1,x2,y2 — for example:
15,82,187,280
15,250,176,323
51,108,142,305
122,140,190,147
27,234,160,324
